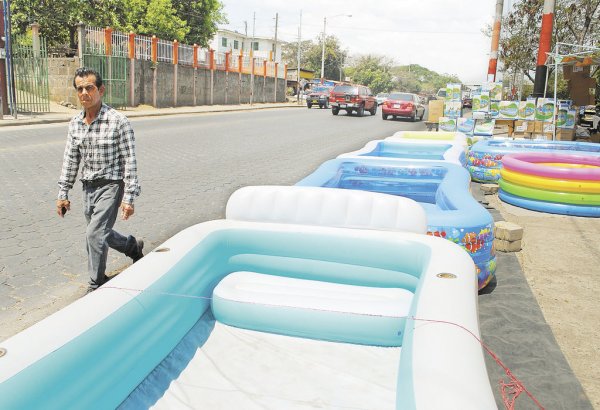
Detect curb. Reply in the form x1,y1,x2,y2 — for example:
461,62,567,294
0,103,303,127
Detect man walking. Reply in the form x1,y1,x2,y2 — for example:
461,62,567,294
56,67,143,293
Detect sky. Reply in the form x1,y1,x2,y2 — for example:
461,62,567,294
218,0,515,85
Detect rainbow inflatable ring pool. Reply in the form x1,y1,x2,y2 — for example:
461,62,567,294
467,139,600,182
499,153,600,217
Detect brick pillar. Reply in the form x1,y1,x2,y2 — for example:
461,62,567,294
173,40,178,106
209,49,215,105
129,32,135,107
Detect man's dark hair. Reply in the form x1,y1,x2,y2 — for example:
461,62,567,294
73,67,103,89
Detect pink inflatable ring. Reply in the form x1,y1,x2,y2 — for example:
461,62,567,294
502,153,600,181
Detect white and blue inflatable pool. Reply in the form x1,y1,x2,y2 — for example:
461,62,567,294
0,187,495,409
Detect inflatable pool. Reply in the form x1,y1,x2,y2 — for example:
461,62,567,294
297,159,496,289
468,139,600,182
338,139,466,165
499,152,600,217
0,188,495,409
388,131,469,146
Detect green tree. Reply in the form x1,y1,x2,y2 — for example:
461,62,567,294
282,39,315,69
124,0,188,41
281,34,347,81
172,0,226,47
497,0,600,83
9,0,226,49
9,0,84,50
390,64,460,94
345,55,394,94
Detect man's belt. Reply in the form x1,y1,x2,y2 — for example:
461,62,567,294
82,179,122,188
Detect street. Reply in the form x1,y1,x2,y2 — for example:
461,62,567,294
0,107,426,340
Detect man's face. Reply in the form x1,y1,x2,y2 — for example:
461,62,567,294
75,75,104,110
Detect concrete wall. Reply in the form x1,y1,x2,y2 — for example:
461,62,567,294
46,56,286,108
47,57,81,106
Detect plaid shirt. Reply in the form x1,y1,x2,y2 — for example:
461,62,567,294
58,103,141,204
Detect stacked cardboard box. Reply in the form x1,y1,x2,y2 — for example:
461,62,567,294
427,100,444,123
567,66,597,106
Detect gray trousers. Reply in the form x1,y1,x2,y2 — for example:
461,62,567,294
83,181,137,288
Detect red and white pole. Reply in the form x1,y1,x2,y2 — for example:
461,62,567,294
533,0,555,96
487,0,504,82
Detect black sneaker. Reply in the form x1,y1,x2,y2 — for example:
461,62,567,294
132,239,144,263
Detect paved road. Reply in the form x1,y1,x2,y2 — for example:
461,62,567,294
0,106,425,340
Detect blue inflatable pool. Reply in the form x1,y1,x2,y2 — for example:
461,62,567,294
297,158,496,289
467,139,600,182
338,140,467,166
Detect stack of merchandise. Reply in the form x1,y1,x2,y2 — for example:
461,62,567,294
439,83,463,132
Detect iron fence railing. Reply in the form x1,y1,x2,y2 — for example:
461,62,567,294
82,26,285,77
11,34,50,113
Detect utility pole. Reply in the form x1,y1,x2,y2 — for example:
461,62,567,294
250,12,255,105
251,12,255,56
320,16,327,83
243,21,247,50
533,0,555,97
0,0,12,116
0,0,7,117
487,0,504,82
297,10,302,106
273,12,278,61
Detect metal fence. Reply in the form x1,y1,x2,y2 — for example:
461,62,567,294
84,26,286,78
10,34,50,113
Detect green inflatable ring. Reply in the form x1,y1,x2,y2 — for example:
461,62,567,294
499,179,600,206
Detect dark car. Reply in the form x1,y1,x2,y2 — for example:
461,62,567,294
381,92,425,121
307,86,333,109
329,84,378,116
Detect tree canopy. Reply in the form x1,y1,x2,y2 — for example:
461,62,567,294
9,0,226,49
282,34,348,81
282,35,459,94
498,0,600,83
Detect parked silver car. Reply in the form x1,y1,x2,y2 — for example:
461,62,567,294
376,93,389,105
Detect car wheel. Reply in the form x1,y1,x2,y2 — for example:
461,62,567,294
370,104,377,116
382,112,388,120
332,107,339,115
357,106,365,117
319,104,323,109
307,103,312,109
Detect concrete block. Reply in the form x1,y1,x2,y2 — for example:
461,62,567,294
495,238,522,252
481,183,499,194
494,221,524,241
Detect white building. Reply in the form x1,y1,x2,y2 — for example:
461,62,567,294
209,28,284,62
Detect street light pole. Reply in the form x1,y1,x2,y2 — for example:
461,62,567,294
320,14,351,84
320,17,327,84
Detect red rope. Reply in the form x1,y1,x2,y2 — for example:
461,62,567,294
410,317,544,410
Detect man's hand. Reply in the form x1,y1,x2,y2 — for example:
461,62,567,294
56,199,71,218
120,203,135,220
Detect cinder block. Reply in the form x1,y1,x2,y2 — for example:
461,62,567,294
481,184,499,195
495,239,522,252
494,221,523,241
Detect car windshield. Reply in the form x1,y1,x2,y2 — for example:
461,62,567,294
333,85,358,94
389,93,413,101
313,87,331,93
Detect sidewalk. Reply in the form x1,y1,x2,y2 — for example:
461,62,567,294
0,100,303,127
